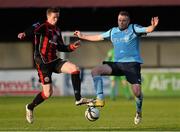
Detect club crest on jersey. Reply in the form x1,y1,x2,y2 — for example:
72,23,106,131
44,77,50,83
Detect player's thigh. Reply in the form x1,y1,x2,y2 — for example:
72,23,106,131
52,59,67,73
60,61,79,74
102,61,124,76
124,62,141,84
35,63,52,84
91,64,112,76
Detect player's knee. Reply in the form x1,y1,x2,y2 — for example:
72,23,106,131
132,84,141,97
71,70,80,75
133,91,141,97
91,68,101,76
70,65,80,74
41,90,53,99
45,92,52,99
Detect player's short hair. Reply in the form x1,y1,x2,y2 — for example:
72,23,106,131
46,7,60,15
119,11,130,18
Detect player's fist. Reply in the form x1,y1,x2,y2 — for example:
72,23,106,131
73,40,81,47
69,40,81,50
74,31,83,38
18,32,26,39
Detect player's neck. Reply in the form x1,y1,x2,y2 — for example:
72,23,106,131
119,25,129,31
119,27,128,31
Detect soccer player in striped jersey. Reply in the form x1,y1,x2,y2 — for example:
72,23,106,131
18,7,92,124
74,11,159,125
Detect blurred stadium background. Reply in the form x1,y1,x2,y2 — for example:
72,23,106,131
0,0,180,131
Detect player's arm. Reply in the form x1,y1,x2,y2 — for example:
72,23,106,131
17,22,41,40
146,17,159,33
74,31,104,41
57,32,81,52
133,17,159,35
34,23,46,46
57,40,81,52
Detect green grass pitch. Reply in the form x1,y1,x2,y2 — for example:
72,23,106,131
0,96,180,131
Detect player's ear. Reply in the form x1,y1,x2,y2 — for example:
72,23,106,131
47,12,51,19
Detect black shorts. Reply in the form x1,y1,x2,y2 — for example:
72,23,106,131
103,61,141,84
35,58,67,84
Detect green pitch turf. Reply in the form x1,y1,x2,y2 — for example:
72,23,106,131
0,96,180,131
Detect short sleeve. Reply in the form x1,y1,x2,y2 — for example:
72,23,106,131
100,29,112,40
133,24,147,33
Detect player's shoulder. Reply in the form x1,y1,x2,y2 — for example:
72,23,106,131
36,22,46,28
111,27,119,30
131,24,143,28
127,24,143,32
32,20,46,27
32,22,41,28
111,27,120,33
130,23,147,36
34,22,47,33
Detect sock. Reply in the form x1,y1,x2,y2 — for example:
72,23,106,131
71,71,81,101
93,76,104,100
135,93,143,113
28,92,46,110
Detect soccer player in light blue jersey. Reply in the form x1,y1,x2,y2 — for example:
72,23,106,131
74,11,159,125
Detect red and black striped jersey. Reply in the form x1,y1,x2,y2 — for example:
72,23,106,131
34,21,72,63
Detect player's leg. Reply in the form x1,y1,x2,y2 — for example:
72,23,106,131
26,63,52,124
60,61,92,105
26,84,52,124
131,84,143,124
88,64,112,107
124,62,143,125
28,84,53,109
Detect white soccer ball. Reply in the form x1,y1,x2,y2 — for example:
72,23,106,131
85,107,100,121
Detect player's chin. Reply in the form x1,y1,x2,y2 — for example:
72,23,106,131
119,26,126,30
52,21,57,25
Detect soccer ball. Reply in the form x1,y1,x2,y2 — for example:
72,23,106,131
85,107,100,121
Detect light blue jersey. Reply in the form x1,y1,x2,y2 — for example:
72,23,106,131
101,24,147,63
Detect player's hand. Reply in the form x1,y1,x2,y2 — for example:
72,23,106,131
69,40,81,50
73,40,81,47
151,17,159,27
18,32,26,39
74,31,83,38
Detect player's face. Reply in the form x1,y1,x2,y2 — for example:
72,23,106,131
118,15,130,30
47,12,59,25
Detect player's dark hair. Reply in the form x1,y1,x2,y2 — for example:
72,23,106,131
119,11,130,18
46,7,60,15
